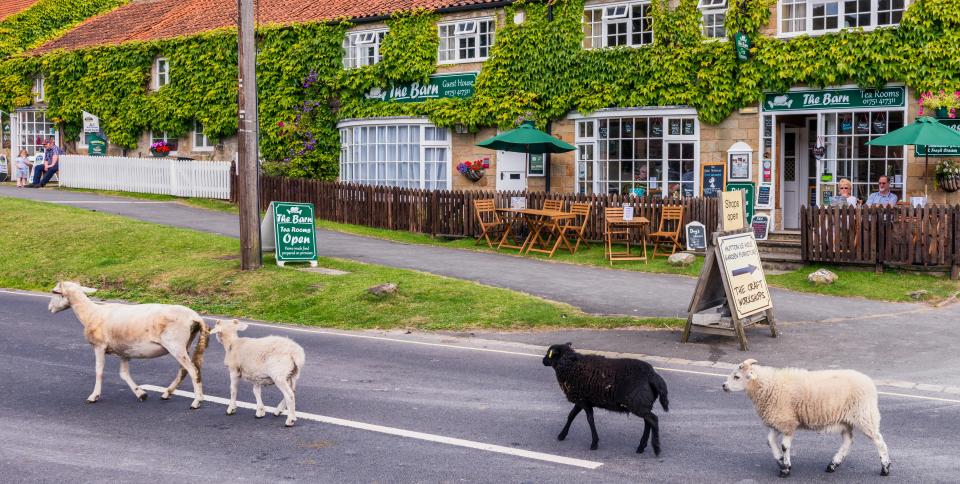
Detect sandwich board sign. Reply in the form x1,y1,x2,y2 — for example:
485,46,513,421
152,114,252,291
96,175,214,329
685,221,706,251
682,190,776,351
260,201,318,267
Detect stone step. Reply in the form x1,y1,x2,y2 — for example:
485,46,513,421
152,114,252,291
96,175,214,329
765,231,802,242
760,252,805,273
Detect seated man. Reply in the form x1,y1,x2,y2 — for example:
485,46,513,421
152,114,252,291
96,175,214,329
28,138,63,188
865,175,898,206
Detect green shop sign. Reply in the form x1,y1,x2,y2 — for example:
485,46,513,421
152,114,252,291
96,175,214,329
726,182,755,224
734,32,750,62
916,119,960,157
86,133,107,156
366,73,477,103
263,201,318,267
762,87,905,112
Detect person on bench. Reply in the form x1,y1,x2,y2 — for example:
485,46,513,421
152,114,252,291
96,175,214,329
28,138,63,188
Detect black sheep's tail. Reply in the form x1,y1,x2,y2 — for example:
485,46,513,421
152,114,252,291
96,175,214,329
650,373,669,412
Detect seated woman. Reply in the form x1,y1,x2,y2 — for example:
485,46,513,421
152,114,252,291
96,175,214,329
830,178,859,207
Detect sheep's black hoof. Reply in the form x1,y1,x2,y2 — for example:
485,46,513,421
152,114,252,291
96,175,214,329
778,467,791,478
826,462,840,473
557,432,567,441
137,393,148,402
880,463,891,476
636,445,645,454
653,446,661,457
226,408,236,416
589,442,598,451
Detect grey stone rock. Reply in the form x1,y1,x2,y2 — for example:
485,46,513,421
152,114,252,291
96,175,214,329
667,252,696,267
807,268,838,285
368,283,398,297
909,289,930,300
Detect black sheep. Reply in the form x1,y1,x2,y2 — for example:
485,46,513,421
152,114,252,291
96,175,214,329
542,342,669,455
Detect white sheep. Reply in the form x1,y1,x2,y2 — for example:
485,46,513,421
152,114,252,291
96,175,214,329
210,319,306,427
723,358,891,478
49,281,208,408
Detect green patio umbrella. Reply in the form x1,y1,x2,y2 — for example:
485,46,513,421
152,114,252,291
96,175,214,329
476,123,576,154
866,116,960,196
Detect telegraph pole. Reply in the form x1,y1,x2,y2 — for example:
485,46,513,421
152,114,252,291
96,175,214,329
237,0,262,270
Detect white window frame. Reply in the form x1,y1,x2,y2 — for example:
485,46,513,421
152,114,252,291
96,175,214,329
438,18,496,64
337,118,452,190
193,121,214,152
342,29,388,69
569,107,700,197
33,76,45,103
153,57,169,90
583,1,653,49
699,0,728,39
777,0,909,38
150,130,179,156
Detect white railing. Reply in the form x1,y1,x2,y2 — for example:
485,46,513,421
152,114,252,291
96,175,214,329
59,155,233,199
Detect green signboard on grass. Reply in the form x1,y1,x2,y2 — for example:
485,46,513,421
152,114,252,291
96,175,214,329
272,202,317,264
726,182,756,224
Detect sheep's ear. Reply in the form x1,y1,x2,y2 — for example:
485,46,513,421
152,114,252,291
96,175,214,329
741,358,758,369
235,321,249,331
565,342,573,348
52,282,62,293
80,286,97,295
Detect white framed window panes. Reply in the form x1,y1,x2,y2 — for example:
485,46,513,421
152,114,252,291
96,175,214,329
438,19,495,64
153,57,169,90
779,0,908,36
33,76,45,103
16,110,57,156
699,0,727,39
150,131,179,154
574,114,698,197
583,2,653,49
193,121,214,152
821,109,905,202
343,29,388,69
338,120,451,190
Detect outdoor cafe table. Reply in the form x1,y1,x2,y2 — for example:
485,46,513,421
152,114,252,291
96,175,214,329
605,215,650,263
496,208,576,255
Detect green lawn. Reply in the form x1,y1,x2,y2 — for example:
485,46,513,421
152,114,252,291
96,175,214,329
57,187,239,213
45,187,960,304
0,196,679,330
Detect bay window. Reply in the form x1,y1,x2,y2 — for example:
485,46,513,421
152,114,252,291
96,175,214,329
339,119,451,190
583,2,653,49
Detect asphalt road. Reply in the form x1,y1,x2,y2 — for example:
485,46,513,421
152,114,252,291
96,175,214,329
1,290,957,483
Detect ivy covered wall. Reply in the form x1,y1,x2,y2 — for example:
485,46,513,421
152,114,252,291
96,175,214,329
0,0,958,179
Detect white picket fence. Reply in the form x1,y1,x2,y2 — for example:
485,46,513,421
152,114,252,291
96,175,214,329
59,155,233,199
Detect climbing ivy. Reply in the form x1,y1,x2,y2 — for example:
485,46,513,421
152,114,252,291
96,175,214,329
0,0,958,179
0,0,128,58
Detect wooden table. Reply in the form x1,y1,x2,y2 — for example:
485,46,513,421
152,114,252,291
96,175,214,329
605,216,650,264
497,208,576,255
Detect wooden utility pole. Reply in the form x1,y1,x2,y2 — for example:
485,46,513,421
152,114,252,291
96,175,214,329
237,0,262,270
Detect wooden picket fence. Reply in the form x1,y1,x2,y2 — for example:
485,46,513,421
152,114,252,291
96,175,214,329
801,205,960,273
60,155,233,199
237,175,719,243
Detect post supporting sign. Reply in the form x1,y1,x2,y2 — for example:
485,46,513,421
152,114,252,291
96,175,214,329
260,201,318,267
682,190,777,351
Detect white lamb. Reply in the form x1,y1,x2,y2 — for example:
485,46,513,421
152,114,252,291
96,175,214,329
210,319,306,427
723,358,891,478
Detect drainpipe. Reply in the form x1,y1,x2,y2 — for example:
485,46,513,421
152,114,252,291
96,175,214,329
545,120,552,193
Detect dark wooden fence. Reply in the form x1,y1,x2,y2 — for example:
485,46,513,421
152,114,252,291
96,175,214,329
801,205,960,274
236,174,719,242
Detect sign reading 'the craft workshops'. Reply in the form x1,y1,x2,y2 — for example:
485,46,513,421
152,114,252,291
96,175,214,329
366,73,477,103
716,231,772,320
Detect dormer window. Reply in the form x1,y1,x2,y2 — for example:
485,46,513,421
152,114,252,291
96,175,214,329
438,18,495,64
698,0,728,39
153,58,169,90
33,76,45,103
583,2,653,49
343,29,388,69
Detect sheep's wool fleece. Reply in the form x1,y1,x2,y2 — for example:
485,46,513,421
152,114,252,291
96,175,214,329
745,367,879,433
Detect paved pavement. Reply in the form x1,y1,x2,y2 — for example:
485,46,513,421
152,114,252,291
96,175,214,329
3,186,959,386
1,290,958,483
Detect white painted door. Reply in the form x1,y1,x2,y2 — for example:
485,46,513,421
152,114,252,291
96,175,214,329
496,150,527,191
781,127,800,230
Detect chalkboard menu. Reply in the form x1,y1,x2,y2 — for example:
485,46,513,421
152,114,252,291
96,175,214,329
701,162,726,198
752,215,770,241
685,221,707,251
755,183,772,209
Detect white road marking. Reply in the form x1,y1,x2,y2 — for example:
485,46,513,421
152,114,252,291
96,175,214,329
140,385,604,469
2,290,958,405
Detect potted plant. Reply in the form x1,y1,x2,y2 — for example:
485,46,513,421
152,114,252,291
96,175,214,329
456,158,489,182
935,158,960,192
150,140,172,157
918,90,960,119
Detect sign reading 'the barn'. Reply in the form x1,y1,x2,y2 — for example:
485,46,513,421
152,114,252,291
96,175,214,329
261,201,318,267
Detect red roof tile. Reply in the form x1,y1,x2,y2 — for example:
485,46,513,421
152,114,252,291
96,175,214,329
33,0,507,54
0,0,39,22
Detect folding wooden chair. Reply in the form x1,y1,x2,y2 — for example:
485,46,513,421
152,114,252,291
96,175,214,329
604,207,630,263
532,199,565,249
555,202,592,255
649,205,685,257
473,199,505,248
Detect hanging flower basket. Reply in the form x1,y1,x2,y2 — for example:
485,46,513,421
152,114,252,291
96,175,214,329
935,159,960,192
150,140,172,157
938,174,960,192
457,158,490,183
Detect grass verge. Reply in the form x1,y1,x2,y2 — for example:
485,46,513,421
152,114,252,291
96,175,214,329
56,187,239,213
0,196,679,331
767,267,958,304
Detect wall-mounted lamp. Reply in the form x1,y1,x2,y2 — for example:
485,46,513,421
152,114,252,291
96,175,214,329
513,10,525,25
